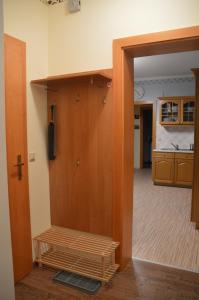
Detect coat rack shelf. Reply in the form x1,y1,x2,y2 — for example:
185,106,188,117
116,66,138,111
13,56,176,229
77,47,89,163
31,69,112,86
34,226,119,283
32,67,113,243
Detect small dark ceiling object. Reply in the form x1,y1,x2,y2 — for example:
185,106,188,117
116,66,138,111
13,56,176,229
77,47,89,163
40,0,65,6
40,0,81,12
68,0,81,13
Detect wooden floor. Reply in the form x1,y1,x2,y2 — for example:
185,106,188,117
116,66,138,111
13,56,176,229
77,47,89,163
15,260,199,300
133,169,199,272
15,169,199,299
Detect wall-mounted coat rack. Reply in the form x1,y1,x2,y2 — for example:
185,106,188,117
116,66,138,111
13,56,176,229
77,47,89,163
31,69,113,238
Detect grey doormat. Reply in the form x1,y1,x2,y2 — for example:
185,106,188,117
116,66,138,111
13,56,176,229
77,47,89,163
53,271,101,294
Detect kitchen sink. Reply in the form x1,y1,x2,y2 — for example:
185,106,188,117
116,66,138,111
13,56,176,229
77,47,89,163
159,148,192,151
160,148,175,151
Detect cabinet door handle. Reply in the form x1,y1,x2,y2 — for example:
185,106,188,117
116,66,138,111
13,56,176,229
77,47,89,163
14,154,25,180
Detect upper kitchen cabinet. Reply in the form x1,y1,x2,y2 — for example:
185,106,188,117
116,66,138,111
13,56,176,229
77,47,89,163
159,96,195,126
182,98,195,125
160,99,181,125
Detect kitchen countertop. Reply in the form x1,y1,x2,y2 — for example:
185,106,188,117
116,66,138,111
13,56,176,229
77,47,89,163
153,149,194,153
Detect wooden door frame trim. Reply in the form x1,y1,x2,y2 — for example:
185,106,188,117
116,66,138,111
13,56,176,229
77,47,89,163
140,107,144,169
134,101,156,169
112,26,199,269
191,69,199,224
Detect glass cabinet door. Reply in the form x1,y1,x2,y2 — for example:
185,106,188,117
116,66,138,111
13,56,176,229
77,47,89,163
182,100,195,124
160,101,180,124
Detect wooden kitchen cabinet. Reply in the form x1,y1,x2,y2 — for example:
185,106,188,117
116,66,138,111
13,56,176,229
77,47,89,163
159,99,181,125
174,152,194,187
174,159,193,187
181,98,195,125
159,96,195,126
153,151,194,187
152,152,175,185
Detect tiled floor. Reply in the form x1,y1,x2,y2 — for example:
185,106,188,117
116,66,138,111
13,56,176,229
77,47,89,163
133,168,199,272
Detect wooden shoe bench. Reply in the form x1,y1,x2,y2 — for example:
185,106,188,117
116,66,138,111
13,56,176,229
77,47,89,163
33,226,119,283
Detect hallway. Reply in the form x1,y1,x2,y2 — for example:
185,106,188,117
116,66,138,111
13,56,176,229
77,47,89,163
133,169,199,272
15,260,199,300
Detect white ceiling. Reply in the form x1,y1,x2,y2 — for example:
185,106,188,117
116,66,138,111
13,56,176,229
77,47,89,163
134,51,199,80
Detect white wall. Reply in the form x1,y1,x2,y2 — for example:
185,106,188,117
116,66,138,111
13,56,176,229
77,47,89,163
134,77,195,168
4,0,199,231
0,0,15,298
4,0,51,239
48,0,199,75
3,0,199,259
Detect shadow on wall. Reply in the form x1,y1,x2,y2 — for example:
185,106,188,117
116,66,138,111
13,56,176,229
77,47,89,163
30,85,48,153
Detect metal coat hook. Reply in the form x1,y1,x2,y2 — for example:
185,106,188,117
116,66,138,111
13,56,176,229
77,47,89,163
50,104,56,122
76,159,80,167
107,81,112,88
45,87,58,92
102,96,107,104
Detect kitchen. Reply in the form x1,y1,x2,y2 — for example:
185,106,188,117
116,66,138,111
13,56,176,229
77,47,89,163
133,51,199,272
153,95,194,188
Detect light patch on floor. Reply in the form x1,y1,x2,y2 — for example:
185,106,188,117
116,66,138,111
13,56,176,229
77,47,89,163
133,169,199,273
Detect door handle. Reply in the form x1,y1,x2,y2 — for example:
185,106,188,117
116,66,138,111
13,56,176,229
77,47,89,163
14,154,24,180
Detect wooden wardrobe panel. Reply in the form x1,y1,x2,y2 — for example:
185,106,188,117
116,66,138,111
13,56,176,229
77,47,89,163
87,80,113,236
48,79,113,236
49,81,90,232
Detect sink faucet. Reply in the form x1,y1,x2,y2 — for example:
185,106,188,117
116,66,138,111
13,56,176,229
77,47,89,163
171,143,179,150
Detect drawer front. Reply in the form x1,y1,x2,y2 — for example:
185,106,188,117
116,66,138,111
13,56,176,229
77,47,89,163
175,153,194,160
153,152,175,159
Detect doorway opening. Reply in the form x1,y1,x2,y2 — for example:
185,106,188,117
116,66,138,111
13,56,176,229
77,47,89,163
134,102,155,170
132,51,199,272
112,26,199,269
142,108,152,168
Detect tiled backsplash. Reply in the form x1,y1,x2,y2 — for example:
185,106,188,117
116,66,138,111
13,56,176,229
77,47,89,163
155,99,194,149
156,124,194,149
135,77,195,150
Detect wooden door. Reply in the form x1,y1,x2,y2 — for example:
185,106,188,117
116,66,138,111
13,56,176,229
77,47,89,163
4,35,32,282
174,159,193,187
153,158,174,184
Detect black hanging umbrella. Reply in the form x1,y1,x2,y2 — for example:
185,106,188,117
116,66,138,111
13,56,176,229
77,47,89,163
48,105,56,160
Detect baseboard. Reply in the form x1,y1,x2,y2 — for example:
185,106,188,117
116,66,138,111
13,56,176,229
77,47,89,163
133,256,199,274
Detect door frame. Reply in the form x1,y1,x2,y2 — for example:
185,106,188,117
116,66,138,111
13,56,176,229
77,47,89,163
134,101,156,168
191,69,199,225
112,26,199,268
